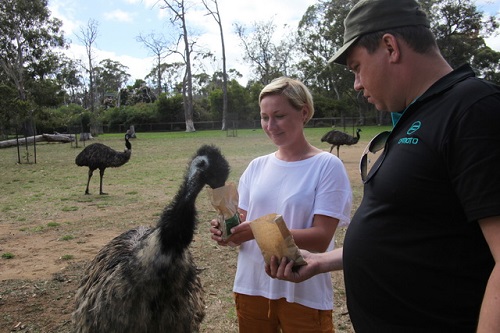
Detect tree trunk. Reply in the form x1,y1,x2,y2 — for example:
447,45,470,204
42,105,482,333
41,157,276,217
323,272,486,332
80,132,93,141
185,119,195,132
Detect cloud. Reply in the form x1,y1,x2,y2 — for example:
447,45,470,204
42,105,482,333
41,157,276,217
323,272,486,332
50,0,500,87
103,9,135,23
63,44,155,85
48,0,83,37
485,36,500,51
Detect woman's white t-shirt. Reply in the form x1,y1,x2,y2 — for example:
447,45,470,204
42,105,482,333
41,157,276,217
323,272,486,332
234,151,352,310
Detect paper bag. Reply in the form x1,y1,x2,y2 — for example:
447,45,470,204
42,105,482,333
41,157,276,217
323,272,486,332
250,213,307,267
207,182,240,240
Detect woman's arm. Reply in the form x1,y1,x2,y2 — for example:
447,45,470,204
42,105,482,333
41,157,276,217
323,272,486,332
291,214,339,253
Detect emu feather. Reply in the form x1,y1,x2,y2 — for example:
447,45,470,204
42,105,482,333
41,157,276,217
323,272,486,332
72,144,230,333
75,134,132,195
321,128,361,157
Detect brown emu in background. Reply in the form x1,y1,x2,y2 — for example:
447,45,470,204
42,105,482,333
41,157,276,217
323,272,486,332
72,145,230,333
321,128,361,157
75,134,132,195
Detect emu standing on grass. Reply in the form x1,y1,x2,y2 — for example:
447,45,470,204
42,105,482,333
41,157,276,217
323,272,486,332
72,145,230,333
75,134,132,195
321,128,361,157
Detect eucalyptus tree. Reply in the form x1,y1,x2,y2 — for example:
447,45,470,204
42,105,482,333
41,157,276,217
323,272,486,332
473,47,500,85
295,0,499,125
159,0,197,132
0,0,66,134
295,0,370,124
235,19,295,85
77,18,99,123
145,62,185,96
56,57,84,105
296,0,353,96
424,0,499,70
202,0,230,130
0,84,19,137
136,32,171,96
94,59,130,107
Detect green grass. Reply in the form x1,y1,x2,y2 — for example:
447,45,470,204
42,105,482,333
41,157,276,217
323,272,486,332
0,126,388,243
61,206,79,212
60,254,74,260
2,252,15,259
0,126,390,233
31,225,45,233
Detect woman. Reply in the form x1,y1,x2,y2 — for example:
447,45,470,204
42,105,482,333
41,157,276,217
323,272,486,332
210,77,352,332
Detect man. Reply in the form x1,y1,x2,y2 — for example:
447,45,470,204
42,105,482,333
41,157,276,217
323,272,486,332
266,0,500,331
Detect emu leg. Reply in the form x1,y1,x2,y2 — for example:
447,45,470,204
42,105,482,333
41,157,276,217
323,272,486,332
85,169,93,195
336,146,340,157
99,168,107,195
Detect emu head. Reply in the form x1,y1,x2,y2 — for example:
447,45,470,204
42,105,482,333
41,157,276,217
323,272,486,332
188,145,230,189
125,133,132,151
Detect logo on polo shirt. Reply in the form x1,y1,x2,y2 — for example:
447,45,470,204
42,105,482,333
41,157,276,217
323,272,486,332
398,121,420,145
407,121,421,135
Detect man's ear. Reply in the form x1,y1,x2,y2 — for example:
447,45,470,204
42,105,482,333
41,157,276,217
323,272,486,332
382,33,401,63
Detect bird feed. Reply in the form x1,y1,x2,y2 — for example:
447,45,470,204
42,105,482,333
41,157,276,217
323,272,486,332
250,213,307,267
207,182,240,240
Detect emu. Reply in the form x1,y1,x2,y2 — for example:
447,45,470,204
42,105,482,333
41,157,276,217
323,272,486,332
72,144,230,333
321,128,361,157
75,134,132,195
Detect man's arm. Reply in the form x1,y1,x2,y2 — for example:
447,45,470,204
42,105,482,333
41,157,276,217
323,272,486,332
477,216,500,332
265,248,343,283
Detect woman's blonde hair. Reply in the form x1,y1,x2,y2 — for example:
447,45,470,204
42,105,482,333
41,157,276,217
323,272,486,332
259,77,315,123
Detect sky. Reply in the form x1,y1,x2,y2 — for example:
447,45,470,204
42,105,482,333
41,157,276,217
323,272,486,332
48,0,500,86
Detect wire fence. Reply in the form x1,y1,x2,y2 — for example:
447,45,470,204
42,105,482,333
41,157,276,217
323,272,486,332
1,115,391,140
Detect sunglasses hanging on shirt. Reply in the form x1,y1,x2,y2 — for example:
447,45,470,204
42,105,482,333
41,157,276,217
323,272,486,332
359,131,391,183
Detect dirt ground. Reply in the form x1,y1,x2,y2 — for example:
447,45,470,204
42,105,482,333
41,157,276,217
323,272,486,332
0,143,362,333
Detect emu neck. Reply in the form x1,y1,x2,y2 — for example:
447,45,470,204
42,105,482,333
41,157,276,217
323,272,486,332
158,173,204,254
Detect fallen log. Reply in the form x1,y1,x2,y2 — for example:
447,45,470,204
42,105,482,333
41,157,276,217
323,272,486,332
0,133,75,149
43,133,75,143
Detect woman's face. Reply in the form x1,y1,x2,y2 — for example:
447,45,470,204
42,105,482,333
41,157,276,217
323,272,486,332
260,94,307,147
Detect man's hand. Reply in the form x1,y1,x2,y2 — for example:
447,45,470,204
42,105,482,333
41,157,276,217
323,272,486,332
265,250,319,283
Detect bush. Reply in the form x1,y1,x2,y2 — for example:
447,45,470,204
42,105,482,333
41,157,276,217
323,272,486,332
157,94,184,122
124,103,157,125
35,104,88,133
101,103,157,128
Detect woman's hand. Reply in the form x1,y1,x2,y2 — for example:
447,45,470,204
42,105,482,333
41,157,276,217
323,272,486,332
209,219,254,247
226,221,254,246
210,218,230,246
